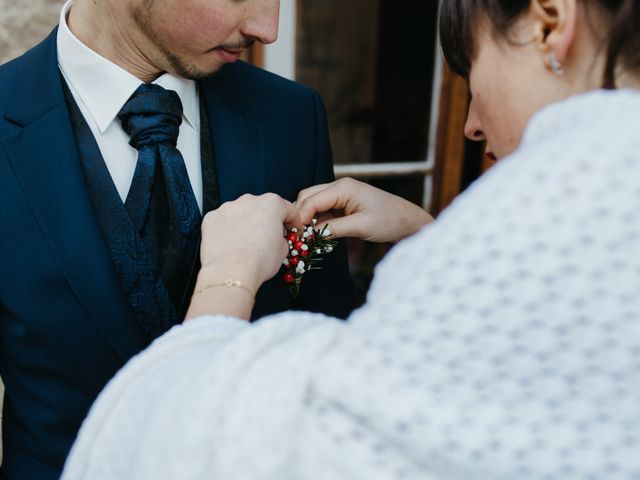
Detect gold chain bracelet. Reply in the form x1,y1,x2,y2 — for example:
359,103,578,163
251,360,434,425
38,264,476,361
194,279,255,298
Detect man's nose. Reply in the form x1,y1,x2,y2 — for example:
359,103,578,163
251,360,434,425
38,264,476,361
241,0,280,45
463,99,485,142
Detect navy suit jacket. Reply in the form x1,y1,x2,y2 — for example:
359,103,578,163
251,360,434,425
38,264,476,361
0,29,354,479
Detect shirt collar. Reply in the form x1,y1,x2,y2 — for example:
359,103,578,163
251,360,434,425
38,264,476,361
56,0,198,134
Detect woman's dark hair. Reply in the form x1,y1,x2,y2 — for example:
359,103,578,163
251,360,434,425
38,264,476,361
439,0,640,88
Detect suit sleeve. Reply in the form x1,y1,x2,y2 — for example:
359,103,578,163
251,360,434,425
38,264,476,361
292,91,356,319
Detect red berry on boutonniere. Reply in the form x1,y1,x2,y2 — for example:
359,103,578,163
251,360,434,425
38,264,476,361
282,220,337,297
286,232,298,243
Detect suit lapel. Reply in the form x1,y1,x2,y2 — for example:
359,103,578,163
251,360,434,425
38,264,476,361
1,29,145,361
200,78,266,203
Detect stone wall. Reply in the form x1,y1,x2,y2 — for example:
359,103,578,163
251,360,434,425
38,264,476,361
0,0,63,64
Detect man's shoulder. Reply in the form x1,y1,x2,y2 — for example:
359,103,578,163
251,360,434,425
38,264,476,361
0,29,55,82
0,53,28,108
0,53,33,130
0,28,57,118
201,61,319,109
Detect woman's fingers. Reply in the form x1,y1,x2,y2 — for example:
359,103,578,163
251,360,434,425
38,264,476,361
297,179,357,224
267,194,303,232
295,182,334,207
314,211,337,225
314,214,367,240
299,178,434,243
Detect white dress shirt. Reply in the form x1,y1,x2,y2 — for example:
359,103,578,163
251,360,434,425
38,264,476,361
56,0,203,212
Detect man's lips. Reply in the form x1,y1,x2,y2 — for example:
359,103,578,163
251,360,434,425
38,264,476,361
210,38,255,64
214,47,246,63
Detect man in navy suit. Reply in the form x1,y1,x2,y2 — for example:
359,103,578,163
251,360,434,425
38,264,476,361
0,0,354,478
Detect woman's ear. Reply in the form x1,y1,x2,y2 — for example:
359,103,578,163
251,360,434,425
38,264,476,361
530,0,577,65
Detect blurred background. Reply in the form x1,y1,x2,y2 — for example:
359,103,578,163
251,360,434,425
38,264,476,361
0,0,494,455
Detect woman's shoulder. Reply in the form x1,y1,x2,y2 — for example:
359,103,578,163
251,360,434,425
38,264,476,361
521,88,640,151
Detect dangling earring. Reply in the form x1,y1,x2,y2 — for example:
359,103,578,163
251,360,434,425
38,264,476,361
549,53,565,76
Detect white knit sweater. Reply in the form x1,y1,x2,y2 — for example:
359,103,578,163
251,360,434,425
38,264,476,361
63,89,640,480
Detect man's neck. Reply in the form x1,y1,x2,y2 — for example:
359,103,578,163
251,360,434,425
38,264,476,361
67,0,164,83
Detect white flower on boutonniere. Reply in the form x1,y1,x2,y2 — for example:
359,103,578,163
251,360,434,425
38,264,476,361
282,221,337,298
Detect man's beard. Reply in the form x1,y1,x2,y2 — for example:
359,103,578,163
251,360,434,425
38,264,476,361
132,3,255,80
164,36,256,80
162,48,218,81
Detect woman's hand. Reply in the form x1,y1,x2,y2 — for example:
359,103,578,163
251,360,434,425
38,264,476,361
186,193,302,321
296,178,433,243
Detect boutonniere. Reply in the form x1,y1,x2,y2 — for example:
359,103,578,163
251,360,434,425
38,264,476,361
282,219,338,298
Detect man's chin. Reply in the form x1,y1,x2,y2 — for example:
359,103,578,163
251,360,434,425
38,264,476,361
165,53,230,81
174,64,228,81
182,66,227,81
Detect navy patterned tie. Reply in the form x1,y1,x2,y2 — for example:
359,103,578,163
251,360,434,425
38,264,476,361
118,83,201,314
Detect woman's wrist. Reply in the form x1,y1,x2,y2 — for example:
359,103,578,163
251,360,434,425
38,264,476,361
185,285,255,321
389,204,433,243
196,260,263,296
408,208,433,237
186,261,262,322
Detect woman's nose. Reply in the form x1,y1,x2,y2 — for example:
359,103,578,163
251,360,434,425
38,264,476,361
464,100,486,142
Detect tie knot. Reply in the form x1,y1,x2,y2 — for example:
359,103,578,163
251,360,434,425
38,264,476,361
118,84,184,149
